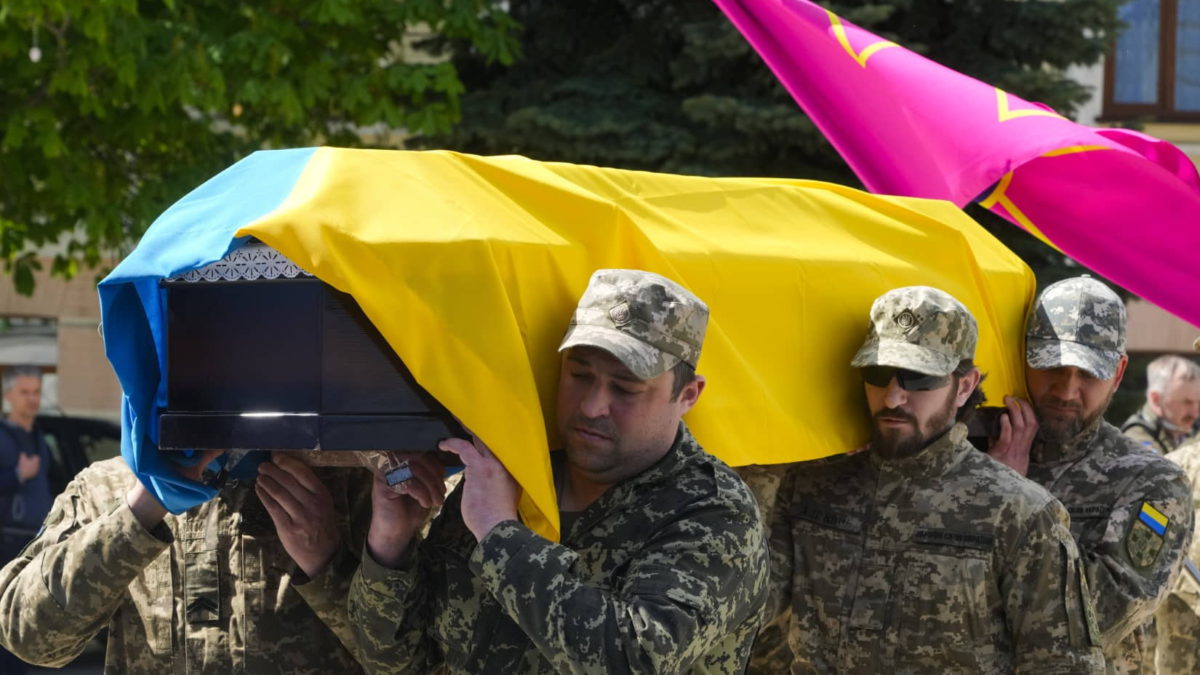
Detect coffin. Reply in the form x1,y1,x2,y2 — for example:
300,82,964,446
158,241,465,452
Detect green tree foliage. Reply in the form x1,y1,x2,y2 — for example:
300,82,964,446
425,0,1121,286
0,0,519,293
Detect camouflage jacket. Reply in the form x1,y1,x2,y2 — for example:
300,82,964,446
1154,440,1200,674
0,456,373,674
755,423,1104,674
1121,404,1190,456
348,424,770,674
1028,419,1194,674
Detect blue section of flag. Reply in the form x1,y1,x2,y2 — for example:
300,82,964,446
98,148,316,514
1139,505,1168,536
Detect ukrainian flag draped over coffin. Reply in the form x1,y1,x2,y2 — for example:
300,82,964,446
99,147,1034,541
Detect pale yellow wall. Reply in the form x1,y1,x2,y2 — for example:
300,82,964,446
1143,123,1200,166
1126,298,1199,353
1064,63,1199,352
0,263,120,420
1121,126,1199,352
56,317,122,419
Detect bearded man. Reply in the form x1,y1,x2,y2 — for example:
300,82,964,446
988,276,1193,674
750,285,1103,674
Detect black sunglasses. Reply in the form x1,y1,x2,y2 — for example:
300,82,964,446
861,366,951,391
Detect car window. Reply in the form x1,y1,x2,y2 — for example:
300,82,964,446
81,433,120,464
41,432,74,496
42,431,62,461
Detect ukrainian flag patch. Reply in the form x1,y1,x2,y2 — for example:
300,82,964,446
1138,502,1168,536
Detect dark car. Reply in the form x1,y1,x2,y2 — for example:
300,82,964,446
36,414,121,496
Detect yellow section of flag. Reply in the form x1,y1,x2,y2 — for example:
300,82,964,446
238,148,1035,541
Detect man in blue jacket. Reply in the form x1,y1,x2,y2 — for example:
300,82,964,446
0,365,51,674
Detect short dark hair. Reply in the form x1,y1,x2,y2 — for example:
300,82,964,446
953,359,987,423
669,360,696,401
2,366,42,393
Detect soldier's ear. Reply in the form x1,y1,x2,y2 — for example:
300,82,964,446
675,375,705,412
1111,355,1129,388
1148,389,1162,409
954,368,982,408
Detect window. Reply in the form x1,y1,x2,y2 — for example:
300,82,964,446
1105,0,1200,120
80,433,119,464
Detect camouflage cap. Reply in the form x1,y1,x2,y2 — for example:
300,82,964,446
1025,276,1126,380
558,269,708,380
850,286,977,376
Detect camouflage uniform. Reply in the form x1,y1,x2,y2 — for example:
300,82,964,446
1026,420,1192,673
349,269,769,674
1122,404,1187,455
759,424,1103,673
1154,438,1200,673
0,456,372,673
349,425,769,674
1025,277,1194,674
753,287,1104,673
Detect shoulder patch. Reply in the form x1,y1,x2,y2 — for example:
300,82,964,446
1126,503,1167,569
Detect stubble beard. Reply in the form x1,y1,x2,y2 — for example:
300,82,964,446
562,414,623,476
1035,391,1114,445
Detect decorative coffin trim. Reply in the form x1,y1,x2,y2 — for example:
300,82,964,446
167,242,312,283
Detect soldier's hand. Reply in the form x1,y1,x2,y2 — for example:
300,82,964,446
125,448,224,531
987,395,1037,476
16,452,39,482
366,452,444,568
257,453,341,578
439,436,519,542
174,448,227,483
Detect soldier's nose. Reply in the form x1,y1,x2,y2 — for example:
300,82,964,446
883,379,907,406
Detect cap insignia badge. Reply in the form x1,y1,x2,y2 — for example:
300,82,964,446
610,302,632,326
894,309,921,333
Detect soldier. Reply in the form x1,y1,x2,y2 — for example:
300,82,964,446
347,268,770,673
1153,338,1200,674
988,276,1194,674
1156,435,1200,674
1121,355,1200,454
752,286,1104,673
0,450,372,672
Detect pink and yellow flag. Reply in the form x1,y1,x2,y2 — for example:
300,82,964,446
714,0,1200,327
